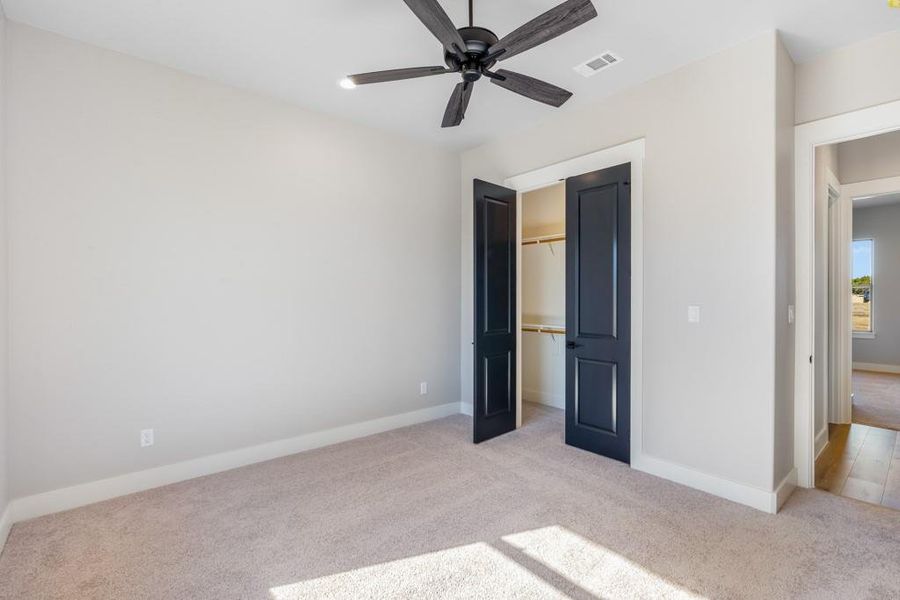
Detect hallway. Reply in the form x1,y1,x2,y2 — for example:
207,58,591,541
816,422,900,509
852,370,900,431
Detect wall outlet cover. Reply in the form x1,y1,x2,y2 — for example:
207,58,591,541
140,429,154,447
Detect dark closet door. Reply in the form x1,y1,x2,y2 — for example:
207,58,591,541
473,179,517,443
565,163,631,463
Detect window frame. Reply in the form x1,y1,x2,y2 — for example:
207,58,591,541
852,237,875,339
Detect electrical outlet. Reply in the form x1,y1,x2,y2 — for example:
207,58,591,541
140,429,154,448
420,382,428,395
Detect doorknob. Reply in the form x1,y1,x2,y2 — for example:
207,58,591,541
566,341,581,349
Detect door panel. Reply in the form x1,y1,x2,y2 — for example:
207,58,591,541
577,190,617,338
566,163,630,463
576,358,617,434
474,179,517,443
484,351,512,417
485,197,512,333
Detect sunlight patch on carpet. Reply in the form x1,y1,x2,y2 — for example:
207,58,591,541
269,542,570,599
270,526,707,599
501,526,706,599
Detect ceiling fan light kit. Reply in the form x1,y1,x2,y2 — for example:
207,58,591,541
345,0,598,128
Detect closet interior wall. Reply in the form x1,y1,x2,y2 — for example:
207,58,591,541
522,183,566,410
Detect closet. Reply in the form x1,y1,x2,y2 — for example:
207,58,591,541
522,182,566,415
474,161,631,460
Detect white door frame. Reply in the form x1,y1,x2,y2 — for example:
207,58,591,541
794,99,900,488
503,138,645,464
826,174,852,428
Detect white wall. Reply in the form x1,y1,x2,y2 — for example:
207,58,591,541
838,130,900,184
0,10,10,536
522,184,565,410
796,30,900,125
6,23,461,498
852,203,900,367
773,36,795,487
461,32,784,495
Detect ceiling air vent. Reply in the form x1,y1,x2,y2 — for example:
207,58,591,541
574,51,622,78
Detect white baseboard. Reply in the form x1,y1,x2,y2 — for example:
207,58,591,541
815,426,830,460
0,503,12,554
632,453,779,514
522,388,564,410
460,402,473,416
8,401,461,525
853,362,900,374
773,468,798,513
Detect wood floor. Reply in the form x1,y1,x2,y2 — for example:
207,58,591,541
815,422,900,509
852,370,900,431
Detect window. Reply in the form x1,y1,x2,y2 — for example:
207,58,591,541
852,239,874,335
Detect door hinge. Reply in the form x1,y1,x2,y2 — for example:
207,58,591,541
809,355,813,364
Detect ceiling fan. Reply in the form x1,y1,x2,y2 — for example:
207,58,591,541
344,0,598,128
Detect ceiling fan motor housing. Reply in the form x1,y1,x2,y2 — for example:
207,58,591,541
445,26,499,81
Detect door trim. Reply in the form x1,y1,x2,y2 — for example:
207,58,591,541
503,138,645,466
794,98,900,489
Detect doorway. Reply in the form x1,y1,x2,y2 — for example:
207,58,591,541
795,99,900,497
471,140,644,466
520,182,566,431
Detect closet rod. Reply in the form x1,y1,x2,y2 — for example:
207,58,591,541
522,234,566,246
522,325,566,335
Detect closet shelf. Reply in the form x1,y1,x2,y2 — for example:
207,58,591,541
522,323,566,335
522,234,566,246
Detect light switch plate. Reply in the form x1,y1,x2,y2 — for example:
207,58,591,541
688,305,701,323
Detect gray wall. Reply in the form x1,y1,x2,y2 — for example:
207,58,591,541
0,13,8,526
853,203,900,367
796,30,900,125
773,36,795,487
461,32,784,492
7,24,461,498
839,130,900,184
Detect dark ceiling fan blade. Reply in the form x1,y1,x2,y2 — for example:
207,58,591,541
403,0,468,60
490,69,572,107
441,81,474,128
348,66,453,85
487,0,597,62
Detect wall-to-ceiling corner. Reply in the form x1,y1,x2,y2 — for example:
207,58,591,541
773,31,796,504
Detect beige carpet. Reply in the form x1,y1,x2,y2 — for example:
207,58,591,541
1,403,899,599
853,370,900,431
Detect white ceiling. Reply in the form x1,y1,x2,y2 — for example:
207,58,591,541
4,0,900,149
